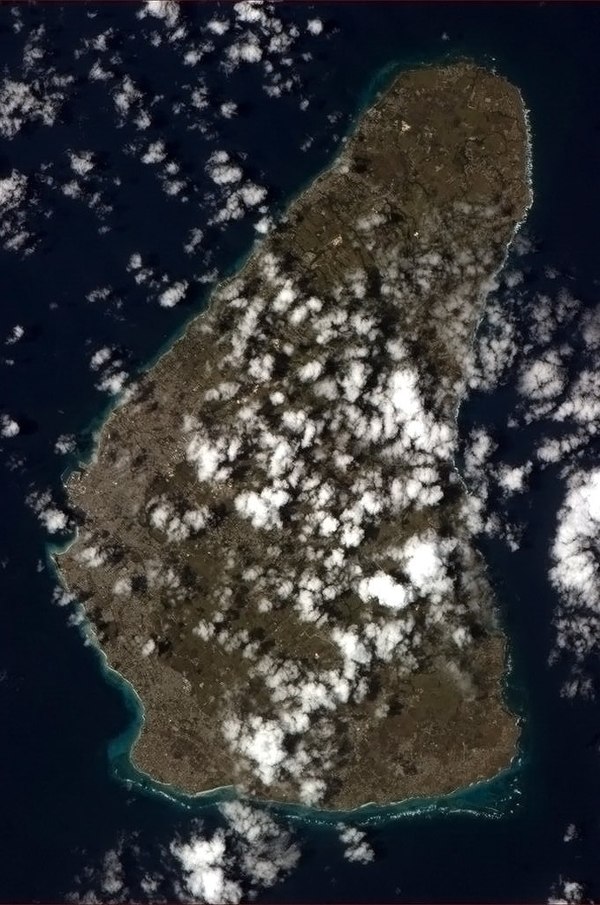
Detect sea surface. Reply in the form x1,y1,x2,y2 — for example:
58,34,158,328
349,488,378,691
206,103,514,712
2,2,600,901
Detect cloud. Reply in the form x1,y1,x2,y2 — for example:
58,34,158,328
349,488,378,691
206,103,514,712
0,168,36,254
27,489,70,534
358,572,409,611
69,150,95,176
166,239,519,798
548,878,585,904
337,824,375,864
225,36,263,65
0,169,27,211
234,487,290,530
173,831,240,903
55,434,77,455
0,414,20,438
96,371,128,395
497,463,530,496
220,101,238,119
519,351,566,404
207,18,230,36
172,802,299,903
549,468,600,696
307,19,324,35
31,13,549,810
70,803,298,904
141,140,167,165
5,324,24,345
138,0,180,29
206,151,243,186
159,280,188,308
90,346,113,370
0,76,70,139
466,255,600,687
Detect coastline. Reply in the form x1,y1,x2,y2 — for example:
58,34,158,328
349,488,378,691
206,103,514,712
103,644,524,825
54,58,531,813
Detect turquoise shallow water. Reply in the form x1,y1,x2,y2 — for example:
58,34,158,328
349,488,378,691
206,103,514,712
3,2,600,901
103,652,524,825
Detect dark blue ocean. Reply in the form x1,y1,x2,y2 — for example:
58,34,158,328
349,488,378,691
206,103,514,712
2,2,600,901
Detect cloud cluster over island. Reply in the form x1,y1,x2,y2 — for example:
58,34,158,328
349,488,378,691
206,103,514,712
60,114,528,805
4,2,596,899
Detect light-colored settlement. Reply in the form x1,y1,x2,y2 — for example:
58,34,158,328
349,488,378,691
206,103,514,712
57,63,531,809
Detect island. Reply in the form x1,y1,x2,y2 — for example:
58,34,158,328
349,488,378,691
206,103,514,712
56,62,531,810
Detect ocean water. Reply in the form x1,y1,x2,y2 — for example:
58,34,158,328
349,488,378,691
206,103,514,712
2,2,600,901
